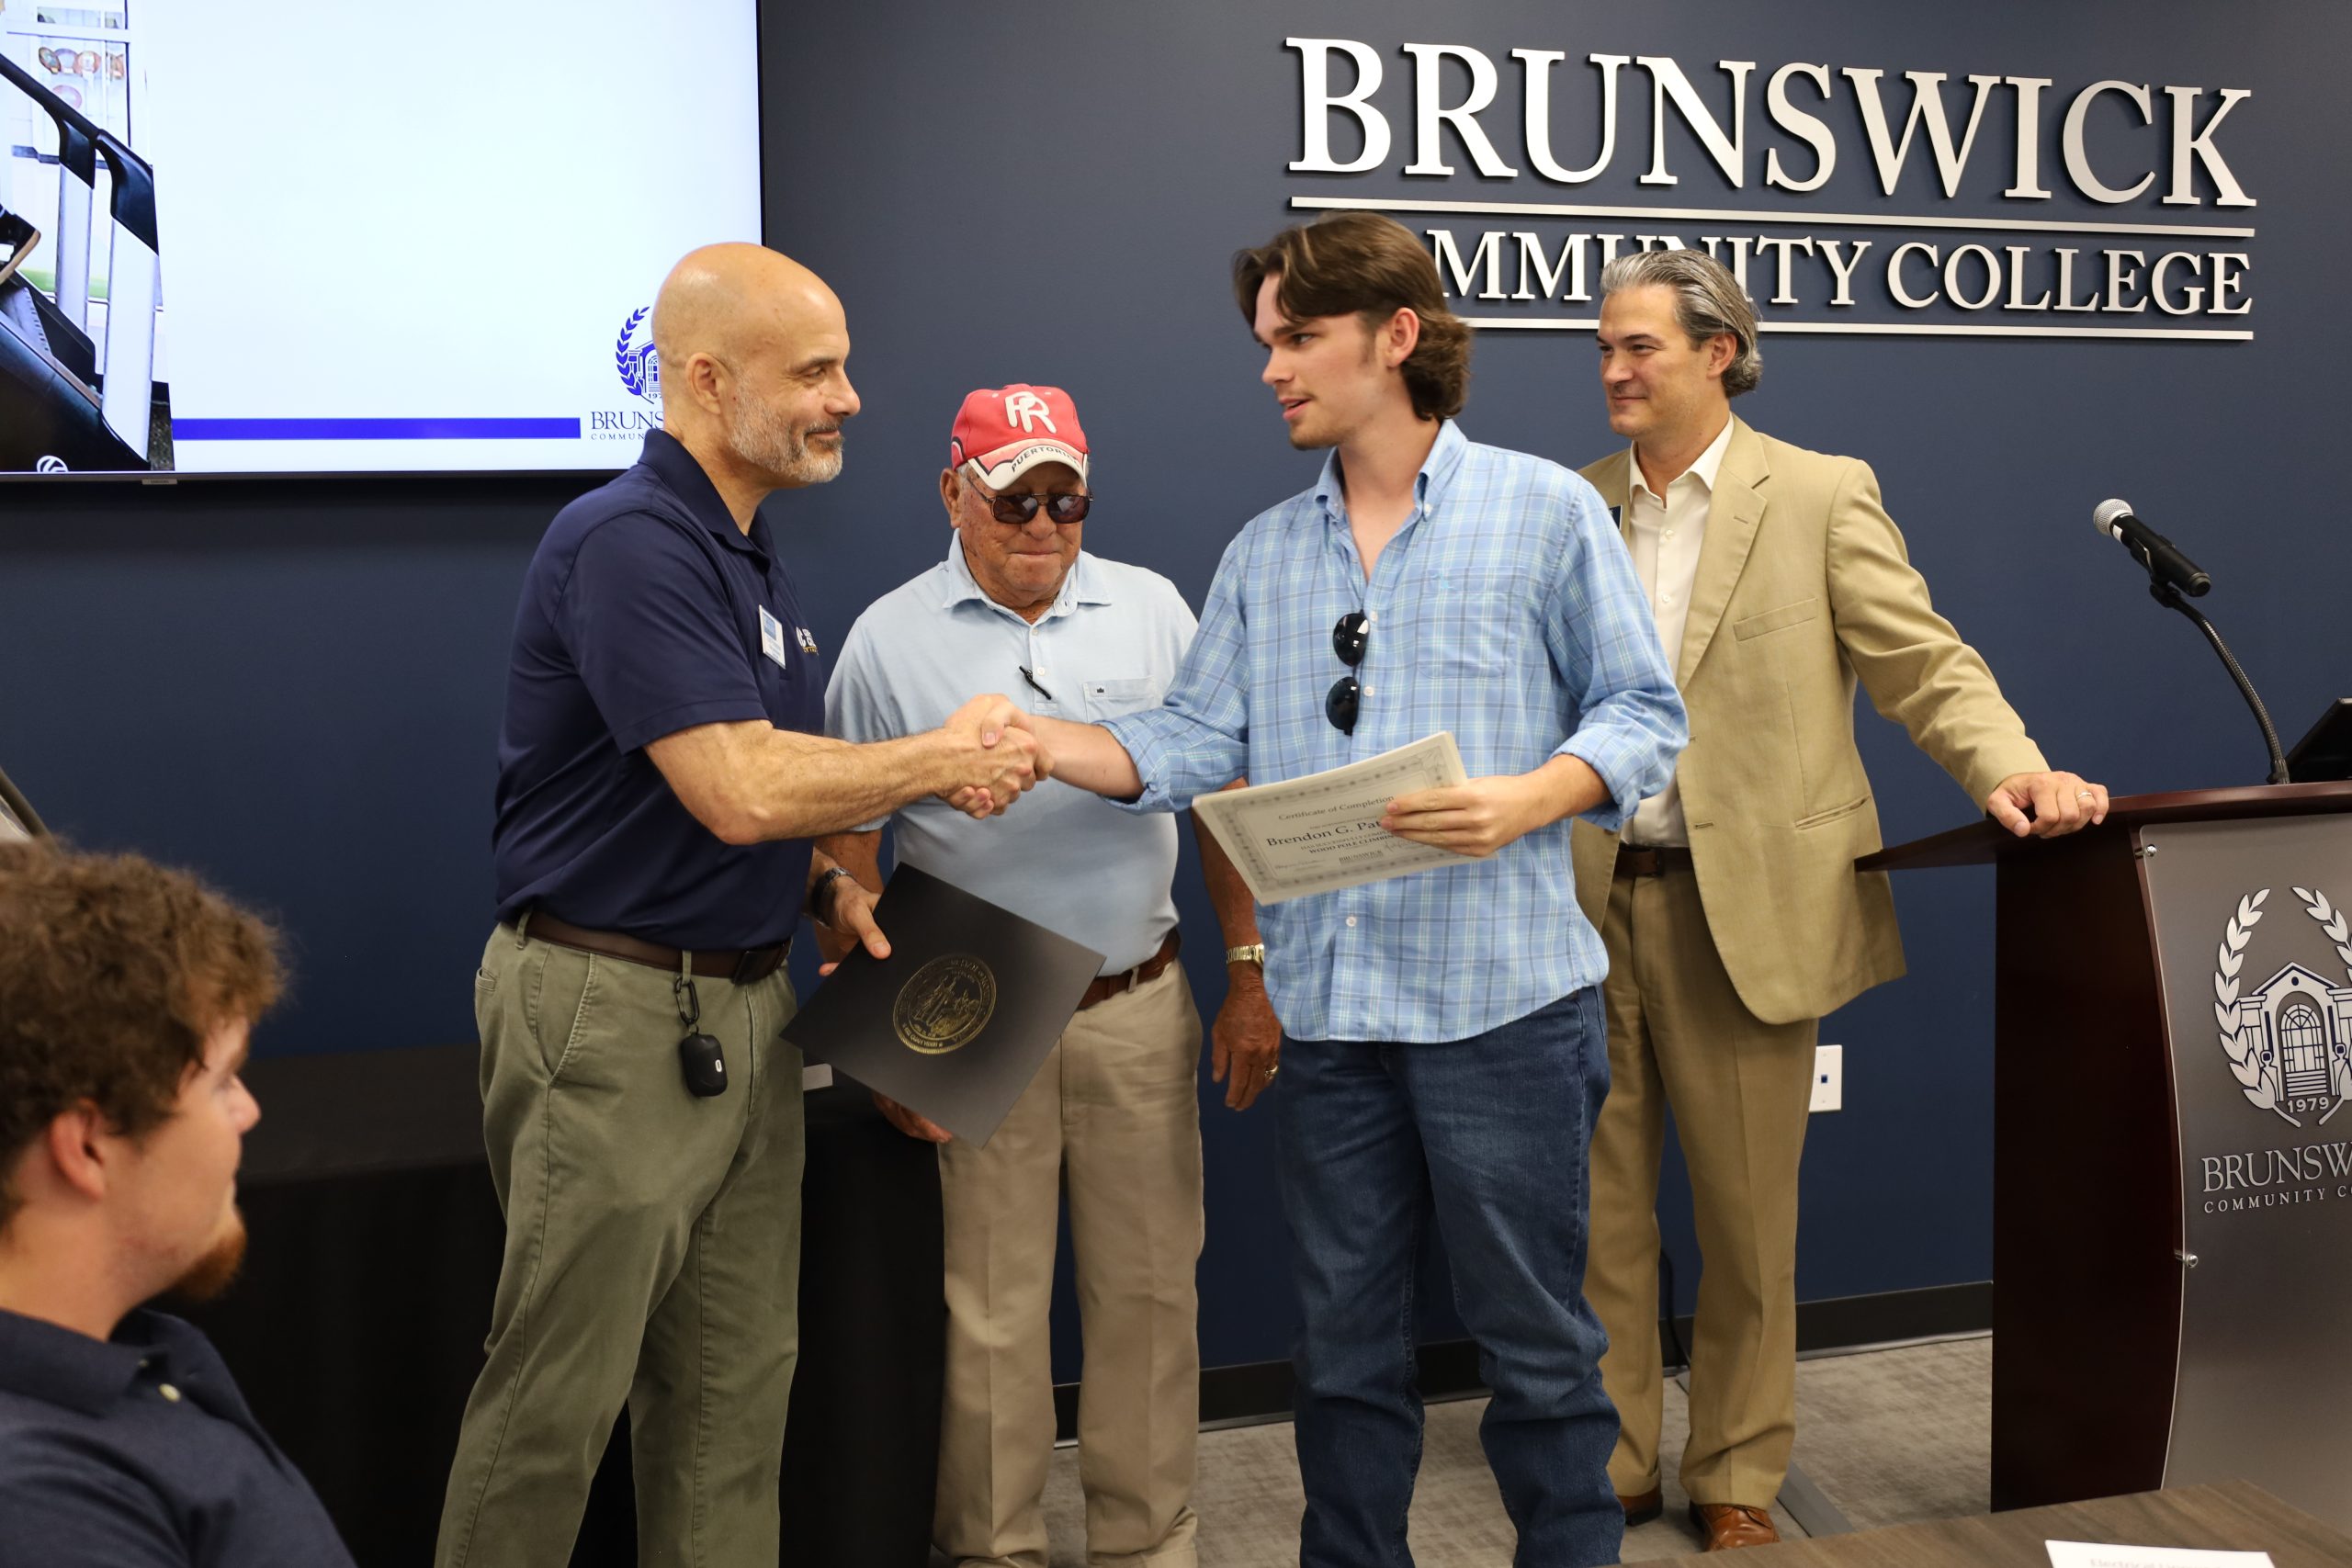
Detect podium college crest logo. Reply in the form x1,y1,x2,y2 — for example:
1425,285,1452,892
2212,886,2352,1127
615,307,661,412
893,953,997,1055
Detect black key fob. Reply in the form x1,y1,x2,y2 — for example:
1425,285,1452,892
678,1032,729,1098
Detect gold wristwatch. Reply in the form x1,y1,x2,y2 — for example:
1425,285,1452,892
1224,942,1266,967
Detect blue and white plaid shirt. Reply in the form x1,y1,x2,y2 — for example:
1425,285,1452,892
1103,421,1685,1043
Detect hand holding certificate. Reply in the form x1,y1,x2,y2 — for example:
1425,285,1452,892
1190,733,1473,904
785,865,1104,1145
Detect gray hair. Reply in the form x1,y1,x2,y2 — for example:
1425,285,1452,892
1598,249,1761,397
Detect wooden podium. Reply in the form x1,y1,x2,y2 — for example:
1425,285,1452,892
1862,782,2352,1529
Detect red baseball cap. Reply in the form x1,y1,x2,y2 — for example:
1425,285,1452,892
948,384,1090,488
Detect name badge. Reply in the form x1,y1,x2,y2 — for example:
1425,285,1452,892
758,606,791,670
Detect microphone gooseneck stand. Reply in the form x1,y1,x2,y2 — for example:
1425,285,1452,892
2147,578,2292,785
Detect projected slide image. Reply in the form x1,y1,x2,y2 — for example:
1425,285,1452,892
1,0,762,479
2,1,168,473
0,0,757,479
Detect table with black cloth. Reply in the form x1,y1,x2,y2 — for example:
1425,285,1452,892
183,1044,944,1568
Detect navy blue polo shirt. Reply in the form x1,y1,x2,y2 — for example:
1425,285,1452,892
492,430,822,950
0,1306,355,1568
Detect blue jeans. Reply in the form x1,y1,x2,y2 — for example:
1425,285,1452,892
1276,989,1620,1568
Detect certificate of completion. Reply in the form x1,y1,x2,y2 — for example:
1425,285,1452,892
1191,733,1471,904
2044,1546,2275,1568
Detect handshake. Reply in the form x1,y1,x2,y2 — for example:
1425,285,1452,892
935,694,1053,819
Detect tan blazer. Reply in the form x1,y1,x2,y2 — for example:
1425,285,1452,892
1571,417,2046,1025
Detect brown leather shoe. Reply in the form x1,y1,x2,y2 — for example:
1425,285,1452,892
1618,1485,1663,1526
1690,1501,1780,1551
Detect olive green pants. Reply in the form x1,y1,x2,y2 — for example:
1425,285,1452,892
435,923,803,1568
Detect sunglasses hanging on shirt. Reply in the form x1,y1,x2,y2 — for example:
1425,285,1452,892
1327,610,1370,735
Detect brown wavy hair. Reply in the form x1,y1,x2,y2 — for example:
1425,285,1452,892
1233,212,1474,421
0,843,282,1227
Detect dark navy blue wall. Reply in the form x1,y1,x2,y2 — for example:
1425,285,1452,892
2,1,2345,1379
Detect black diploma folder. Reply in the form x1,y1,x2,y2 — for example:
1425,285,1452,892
783,864,1105,1145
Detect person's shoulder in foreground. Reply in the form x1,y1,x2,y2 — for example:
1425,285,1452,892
0,841,356,1568
0,1306,353,1568
1457,426,1618,519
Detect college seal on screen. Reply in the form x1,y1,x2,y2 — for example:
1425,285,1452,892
893,954,996,1055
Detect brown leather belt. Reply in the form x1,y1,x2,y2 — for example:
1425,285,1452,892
1614,842,1695,878
1079,930,1181,1010
523,910,790,985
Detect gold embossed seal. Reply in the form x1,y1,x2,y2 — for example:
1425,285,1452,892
893,953,996,1055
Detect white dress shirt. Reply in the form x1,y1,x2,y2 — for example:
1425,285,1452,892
1622,415,1734,847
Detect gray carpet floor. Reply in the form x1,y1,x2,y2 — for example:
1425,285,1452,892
1039,1334,1992,1565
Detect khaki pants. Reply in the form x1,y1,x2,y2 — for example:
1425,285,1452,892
1587,867,1817,1507
435,924,804,1568
933,963,1204,1568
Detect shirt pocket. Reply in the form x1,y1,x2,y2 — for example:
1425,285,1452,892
1404,569,1529,675
1078,676,1160,721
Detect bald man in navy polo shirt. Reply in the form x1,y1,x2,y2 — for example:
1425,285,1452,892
435,244,1049,1568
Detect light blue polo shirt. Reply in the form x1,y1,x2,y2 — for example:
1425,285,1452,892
826,536,1199,975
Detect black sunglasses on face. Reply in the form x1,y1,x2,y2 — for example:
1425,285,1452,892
1326,610,1370,734
977,490,1092,525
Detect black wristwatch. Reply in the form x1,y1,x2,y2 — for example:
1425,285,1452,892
808,866,857,926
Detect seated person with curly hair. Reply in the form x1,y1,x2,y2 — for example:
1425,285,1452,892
0,842,356,1568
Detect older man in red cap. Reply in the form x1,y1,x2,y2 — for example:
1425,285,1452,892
818,385,1274,1568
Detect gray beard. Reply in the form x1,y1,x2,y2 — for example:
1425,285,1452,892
729,397,842,486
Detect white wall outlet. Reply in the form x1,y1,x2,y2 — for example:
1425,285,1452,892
1810,1043,1842,1113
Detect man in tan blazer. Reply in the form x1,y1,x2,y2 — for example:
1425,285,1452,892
1571,249,2109,1551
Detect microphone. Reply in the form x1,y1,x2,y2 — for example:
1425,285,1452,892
2096,499,2289,783
2092,499,2211,597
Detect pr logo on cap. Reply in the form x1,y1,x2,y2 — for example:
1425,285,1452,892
1002,390,1057,434
950,384,1090,489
